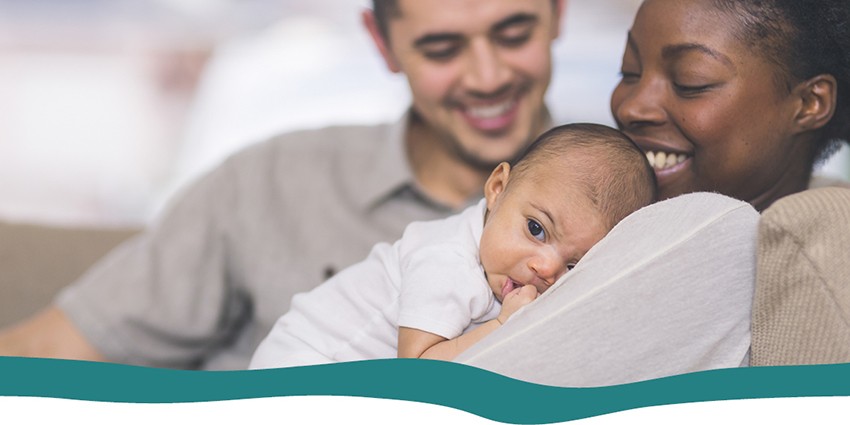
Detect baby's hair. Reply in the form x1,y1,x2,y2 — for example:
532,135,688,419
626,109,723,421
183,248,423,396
510,123,658,229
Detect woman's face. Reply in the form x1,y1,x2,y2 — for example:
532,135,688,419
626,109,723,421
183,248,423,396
610,0,814,211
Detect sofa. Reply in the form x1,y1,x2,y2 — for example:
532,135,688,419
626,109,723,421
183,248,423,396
1,187,849,367
0,222,136,327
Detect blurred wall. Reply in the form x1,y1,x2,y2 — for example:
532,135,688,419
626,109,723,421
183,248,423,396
0,0,847,226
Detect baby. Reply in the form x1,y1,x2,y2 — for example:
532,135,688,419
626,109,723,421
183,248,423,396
250,123,657,368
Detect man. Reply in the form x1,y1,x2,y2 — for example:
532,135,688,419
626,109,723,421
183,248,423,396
0,0,564,369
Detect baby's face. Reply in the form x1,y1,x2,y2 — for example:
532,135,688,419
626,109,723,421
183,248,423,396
479,163,609,302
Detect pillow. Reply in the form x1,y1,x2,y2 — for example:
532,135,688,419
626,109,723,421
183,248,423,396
456,192,760,387
751,187,850,365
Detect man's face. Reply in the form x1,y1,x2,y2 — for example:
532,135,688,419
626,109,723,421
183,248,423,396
374,0,562,169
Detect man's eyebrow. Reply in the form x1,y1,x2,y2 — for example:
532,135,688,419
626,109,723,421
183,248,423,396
412,13,539,48
413,33,462,48
492,13,539,33
662,43,735,69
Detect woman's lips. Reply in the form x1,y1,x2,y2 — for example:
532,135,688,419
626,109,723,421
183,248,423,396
644,150,692,180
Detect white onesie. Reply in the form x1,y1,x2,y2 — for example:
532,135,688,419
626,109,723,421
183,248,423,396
250,199,499,369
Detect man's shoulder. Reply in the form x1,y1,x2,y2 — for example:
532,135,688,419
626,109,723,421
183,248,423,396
201,120,400,197
239,122,396,159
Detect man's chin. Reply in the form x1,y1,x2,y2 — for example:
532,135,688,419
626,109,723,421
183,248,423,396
456,138,531,169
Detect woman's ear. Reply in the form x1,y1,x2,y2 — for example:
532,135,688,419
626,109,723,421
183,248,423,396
484,163,511,210
793,74,837,133
362,9,402,73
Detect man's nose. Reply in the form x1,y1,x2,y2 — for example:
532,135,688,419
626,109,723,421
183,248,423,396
462,39,512,96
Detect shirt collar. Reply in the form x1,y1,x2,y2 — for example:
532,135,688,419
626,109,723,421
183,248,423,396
354,109,418,211
356,106,555,212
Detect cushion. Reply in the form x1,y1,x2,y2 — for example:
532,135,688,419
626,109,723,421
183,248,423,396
457,192,760,386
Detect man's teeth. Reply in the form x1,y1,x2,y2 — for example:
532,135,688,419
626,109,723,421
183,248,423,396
467,100,514,119
645,151,688,170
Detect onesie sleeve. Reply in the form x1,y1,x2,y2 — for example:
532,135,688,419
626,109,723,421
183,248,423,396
397,244,496,340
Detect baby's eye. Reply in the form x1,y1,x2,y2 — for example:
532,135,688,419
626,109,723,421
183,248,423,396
527,219,545,241
566,263,577,271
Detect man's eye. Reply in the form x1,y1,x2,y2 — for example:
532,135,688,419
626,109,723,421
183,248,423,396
527,219,545,241
421,44,460,61
496,31,532,47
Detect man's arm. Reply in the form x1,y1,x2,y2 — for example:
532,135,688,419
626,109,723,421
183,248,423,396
0,306,105,362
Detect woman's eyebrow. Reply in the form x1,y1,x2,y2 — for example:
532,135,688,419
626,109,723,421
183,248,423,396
662,43,736,70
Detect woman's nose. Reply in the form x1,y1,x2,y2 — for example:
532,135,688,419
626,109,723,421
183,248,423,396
611,78,667,129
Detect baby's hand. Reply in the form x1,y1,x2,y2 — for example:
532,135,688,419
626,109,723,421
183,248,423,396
497,285,538,324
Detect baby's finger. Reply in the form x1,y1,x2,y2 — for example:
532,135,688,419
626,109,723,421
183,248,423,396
518,284,538,300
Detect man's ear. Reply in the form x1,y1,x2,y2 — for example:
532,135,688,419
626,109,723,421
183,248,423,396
552,0,567,39
484,163,511,210
793,73,837,133
362,9,402,73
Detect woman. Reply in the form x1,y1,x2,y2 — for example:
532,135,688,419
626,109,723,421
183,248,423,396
611,0,850,211
455,0,850,386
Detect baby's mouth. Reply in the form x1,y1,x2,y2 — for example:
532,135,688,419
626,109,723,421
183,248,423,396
501,277,521,300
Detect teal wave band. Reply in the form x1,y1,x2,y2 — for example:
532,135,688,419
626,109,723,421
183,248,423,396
1,357,849,424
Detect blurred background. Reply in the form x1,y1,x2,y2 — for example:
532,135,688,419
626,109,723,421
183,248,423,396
1,0,847,227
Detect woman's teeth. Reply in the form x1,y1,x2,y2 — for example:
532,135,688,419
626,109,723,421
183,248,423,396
645,151,688,170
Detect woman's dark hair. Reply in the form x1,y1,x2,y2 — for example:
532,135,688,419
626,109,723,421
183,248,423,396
713,0,850,165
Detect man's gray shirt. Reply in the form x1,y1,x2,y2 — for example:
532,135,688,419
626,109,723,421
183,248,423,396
57,113,471,370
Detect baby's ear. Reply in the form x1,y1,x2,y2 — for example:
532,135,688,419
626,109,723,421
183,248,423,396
484,162,511,209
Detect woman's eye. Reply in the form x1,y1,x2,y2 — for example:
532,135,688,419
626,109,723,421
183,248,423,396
673,83,713,97
527,219,545,241
619,70,640,83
